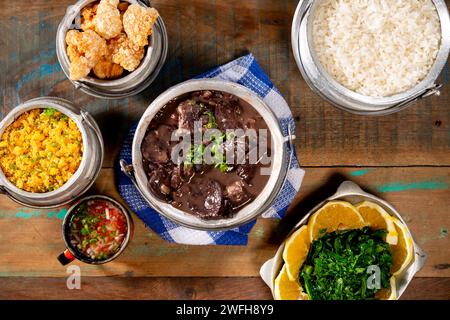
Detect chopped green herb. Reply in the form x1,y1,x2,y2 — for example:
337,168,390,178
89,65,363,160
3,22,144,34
183,131,231,172
203,110,217,129
300,227,392,300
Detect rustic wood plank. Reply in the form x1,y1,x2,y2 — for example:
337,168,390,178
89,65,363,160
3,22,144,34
0,277,448,300
1,0,449,167
0,167,448,277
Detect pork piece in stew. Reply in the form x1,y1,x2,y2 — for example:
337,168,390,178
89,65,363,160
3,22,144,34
141,90,272,219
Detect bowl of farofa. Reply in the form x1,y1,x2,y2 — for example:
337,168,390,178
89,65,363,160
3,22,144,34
56,0,168,99
0,97,104,208
292,0,450,115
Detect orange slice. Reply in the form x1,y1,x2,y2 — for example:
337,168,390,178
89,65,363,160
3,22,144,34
390,217,414,276
356,201,398,245
283,226,310,281
308,201,366,241
375,276,397,300
274,265,309,300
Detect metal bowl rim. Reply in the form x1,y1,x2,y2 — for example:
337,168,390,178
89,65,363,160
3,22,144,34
130,79,289,231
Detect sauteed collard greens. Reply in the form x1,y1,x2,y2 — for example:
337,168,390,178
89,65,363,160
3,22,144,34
300,227,392,300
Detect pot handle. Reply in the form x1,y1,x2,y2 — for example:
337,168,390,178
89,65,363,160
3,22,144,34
279,125,296,189
57,249,75,266
119,159,148,199
80,111,102,141
120,159,137,183
390,83,442,111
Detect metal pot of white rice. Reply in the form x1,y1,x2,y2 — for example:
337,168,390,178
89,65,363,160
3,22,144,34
292,0,450,115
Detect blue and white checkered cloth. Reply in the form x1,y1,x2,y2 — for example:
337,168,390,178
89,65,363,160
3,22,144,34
115,53,305,245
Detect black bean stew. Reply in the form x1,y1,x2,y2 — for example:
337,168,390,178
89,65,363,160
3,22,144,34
141,90,272,219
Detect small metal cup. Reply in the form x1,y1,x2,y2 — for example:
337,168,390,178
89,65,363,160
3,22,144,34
58,195,133,265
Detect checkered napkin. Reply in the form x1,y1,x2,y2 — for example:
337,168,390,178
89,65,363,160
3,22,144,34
115,53,305,245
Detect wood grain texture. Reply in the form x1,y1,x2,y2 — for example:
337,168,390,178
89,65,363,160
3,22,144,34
0,0,449,167
0,167,448,277
0,0,449,300
0,277,448,300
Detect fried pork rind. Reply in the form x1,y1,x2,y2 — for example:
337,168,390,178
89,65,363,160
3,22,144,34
109,33,145,72
93,0,122,39
65,29,107,80
123,4,159,47
80,3,98,31
93,54,124,79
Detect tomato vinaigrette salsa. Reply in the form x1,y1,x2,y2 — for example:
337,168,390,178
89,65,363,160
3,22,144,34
69,199,128,260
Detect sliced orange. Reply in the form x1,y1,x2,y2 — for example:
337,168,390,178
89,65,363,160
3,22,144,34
308,201,366,241
274,265,309,300
375,276,397,300
356,201,398,245
283,225,310,281
390,217,414,276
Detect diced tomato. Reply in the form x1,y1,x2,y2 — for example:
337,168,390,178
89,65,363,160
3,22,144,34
69,199,127,260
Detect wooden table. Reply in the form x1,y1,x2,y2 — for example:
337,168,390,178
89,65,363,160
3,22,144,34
0,0,449,300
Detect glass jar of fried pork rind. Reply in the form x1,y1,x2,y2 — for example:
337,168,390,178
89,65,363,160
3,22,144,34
56,0,168,99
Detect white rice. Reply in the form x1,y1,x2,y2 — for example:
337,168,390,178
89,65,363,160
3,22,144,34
312,0,441,97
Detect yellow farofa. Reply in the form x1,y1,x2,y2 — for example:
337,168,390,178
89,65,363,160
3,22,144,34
0,109,83,193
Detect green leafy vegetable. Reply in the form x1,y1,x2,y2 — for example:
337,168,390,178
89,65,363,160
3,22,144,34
300,227,392,300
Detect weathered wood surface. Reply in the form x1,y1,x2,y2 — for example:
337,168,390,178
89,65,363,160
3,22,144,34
0,277,449,300
0,0,449,167
0,0,449,300
0,167,448,278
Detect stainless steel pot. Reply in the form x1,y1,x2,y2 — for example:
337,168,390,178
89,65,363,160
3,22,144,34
292,0,450,115
260,181,427,300
0,97,104,208
120,79,296,231
56,0,168,99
